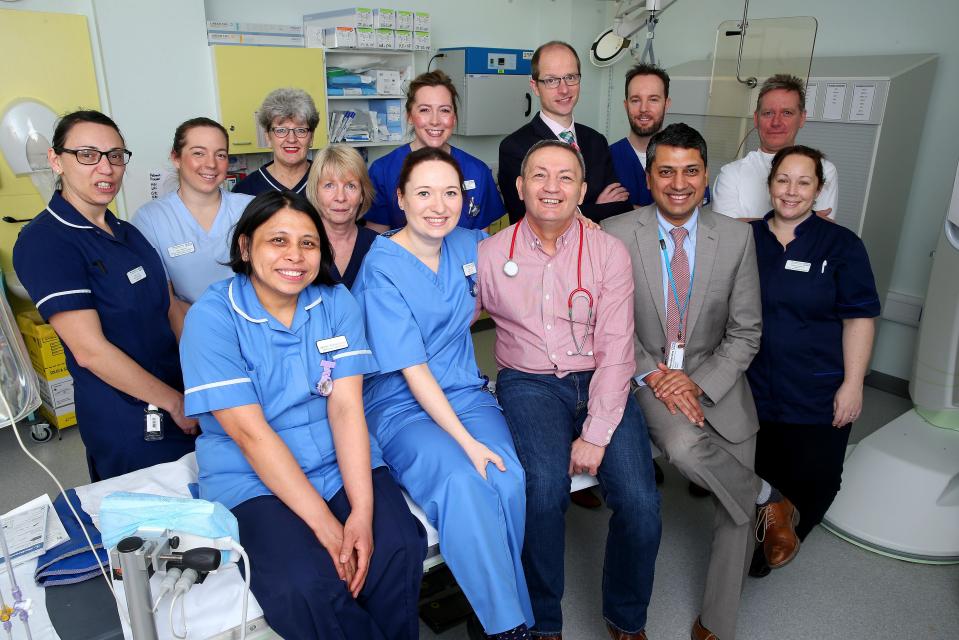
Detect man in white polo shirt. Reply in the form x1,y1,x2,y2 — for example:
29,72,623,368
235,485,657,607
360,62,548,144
712,73,839,221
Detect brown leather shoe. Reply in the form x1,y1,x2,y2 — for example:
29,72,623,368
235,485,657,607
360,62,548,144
606,621,648,640
570,487,602,509
756,496,800,568
690,617,719,640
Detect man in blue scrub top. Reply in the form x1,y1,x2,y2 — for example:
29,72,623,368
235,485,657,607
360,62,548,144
609,64,710,213
609,64,670,208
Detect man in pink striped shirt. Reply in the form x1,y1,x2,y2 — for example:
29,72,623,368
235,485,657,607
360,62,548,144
477,140,661,640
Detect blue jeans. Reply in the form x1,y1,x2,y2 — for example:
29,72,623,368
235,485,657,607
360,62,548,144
496,369,661,636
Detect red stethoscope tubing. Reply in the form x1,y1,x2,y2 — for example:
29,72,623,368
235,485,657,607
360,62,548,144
504,220,593,329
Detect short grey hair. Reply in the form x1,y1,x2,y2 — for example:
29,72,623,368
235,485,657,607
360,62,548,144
257,88,320,132
755,74,806,113
520,139,586,179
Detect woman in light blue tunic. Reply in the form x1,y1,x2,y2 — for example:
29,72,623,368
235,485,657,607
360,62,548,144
353,147,533,639
131,118,253,333
180,191,425,639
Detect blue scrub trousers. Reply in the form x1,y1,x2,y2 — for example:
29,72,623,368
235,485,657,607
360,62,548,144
231,467,426,640
496,368,662,636
382,403,533,634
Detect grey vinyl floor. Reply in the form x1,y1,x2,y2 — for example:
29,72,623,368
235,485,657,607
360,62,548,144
1,328,956,640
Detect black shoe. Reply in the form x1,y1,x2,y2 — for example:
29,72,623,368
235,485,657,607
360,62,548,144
466,615,486,640
570,487,603,509
748,544,771,578
688,481,711,498
653,460,664,485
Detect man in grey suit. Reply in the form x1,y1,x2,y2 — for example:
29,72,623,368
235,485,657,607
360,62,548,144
602,123,800,640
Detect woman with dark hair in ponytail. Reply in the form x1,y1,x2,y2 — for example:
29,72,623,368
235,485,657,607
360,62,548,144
13,110,197,481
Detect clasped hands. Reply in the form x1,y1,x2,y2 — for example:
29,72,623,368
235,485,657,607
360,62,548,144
644,363,705,427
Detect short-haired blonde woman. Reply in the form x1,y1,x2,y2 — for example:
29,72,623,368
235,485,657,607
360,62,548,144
305,144,378,289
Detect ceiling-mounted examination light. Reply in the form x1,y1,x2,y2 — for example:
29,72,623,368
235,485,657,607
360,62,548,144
589,0,680,68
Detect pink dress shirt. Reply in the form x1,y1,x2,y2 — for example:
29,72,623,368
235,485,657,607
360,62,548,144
477,219,636,446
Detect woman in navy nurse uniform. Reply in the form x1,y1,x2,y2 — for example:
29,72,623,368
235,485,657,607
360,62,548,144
747,145,880,575
13,110,197,482
354,147,533,639
179,191,425,640
364,70,504,233
231,88,318,197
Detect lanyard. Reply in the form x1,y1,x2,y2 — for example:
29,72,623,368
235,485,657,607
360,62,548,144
658,226,695,340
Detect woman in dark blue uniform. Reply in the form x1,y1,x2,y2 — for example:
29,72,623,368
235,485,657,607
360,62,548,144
13,110,196,481
231,88,318,196
364,70,504,233
747,145,880,575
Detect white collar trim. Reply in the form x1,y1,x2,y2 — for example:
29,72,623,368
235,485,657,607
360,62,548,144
228,279,267,323
46,206,93,229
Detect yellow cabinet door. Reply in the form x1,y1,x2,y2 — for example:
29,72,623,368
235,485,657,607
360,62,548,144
212,46,328,154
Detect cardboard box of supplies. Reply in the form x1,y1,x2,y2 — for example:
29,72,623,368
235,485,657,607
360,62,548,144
40,401,76,430
16,311,66,376
372,8,395,29
36,375,73,411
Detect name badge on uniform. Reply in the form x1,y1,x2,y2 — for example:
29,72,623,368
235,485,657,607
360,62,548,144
126,266,147,284
785,260,811,273
462,262,477,277
168,242,195,258
666,341,685,370
463,179,476,191
316,335,348,353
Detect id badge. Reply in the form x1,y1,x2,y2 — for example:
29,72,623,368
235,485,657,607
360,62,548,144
144,404,164,441
666,341,685,370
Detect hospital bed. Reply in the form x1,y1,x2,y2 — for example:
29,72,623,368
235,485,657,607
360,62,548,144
31,454,605,639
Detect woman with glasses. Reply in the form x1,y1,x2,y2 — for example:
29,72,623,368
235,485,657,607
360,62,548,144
364,70,504,233
232,88,318,196
13,110,197,481
131,118,253,333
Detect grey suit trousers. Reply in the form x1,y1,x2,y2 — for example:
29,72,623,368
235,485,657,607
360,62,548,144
637,387,762,640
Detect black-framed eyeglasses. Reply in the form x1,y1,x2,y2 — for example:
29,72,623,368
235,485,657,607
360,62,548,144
59,147,132,166
270,127,312,139
536,74,582,89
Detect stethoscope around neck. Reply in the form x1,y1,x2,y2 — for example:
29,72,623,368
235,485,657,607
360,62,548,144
503,218,594,356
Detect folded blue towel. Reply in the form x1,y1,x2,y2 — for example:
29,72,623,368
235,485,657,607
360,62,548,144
34,489,109,586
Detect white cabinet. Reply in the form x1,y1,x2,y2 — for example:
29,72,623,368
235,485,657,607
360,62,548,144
323,49,418,148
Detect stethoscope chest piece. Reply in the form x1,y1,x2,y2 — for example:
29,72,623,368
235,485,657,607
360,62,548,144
503,260,519,277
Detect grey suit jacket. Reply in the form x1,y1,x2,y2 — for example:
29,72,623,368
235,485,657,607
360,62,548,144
602,205,762,443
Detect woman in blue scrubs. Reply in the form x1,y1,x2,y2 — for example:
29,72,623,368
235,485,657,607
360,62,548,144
354,148,533,639
232,88,318,196
365,70,504,233
747,145,880,575
179,191,426,640
13,110,196,481
305,145,378,289
131,118,253,333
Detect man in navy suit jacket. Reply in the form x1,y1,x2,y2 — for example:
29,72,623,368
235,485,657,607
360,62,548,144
499,41,633,223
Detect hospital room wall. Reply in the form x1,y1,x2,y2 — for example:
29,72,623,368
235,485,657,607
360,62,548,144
9,0,218,215
202,0,612,167
598,0,959,381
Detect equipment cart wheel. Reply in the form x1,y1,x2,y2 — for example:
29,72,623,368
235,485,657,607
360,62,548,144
30,421,54,443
